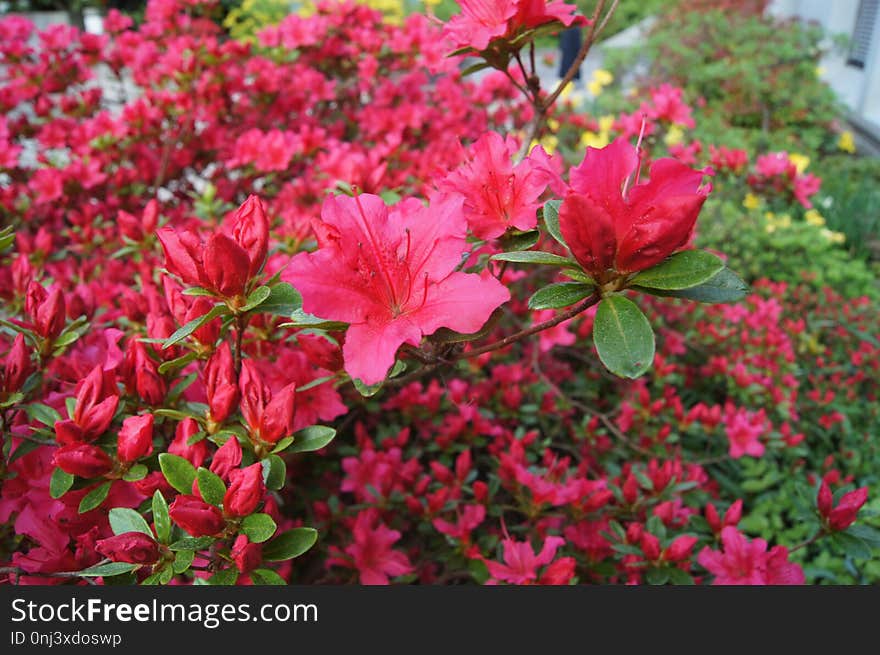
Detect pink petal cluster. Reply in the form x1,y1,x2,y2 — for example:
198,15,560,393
286,193,510,385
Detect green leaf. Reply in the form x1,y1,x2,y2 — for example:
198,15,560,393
197,467,227,506
271,436,295,453
109,507,154,537
182,287,216,297
152,490,171,544
634,267,749,304
65,396,77,418
157,351,198,375
26,403,62,427
240,285,272,312
207,568,239,585
289,425,336,454
630,250,725,290
78,481,112,514
153,408,199,422
249,568,287,585
257,282,302,316
169,536,214,551
645,567,670,585
49,468,75,499
666,567,695,585
241,513,277,543
846,525,880,548
490,251,577,267
78,562,139,577
159,453,197,494
281,309,347,330
262,527,318,562
295,375,335,393
500,229,540,252
162,304,228,349
122,464,148,481
461,61,490,76
593,295,655,379
173,549,194,574
528,282,594,310
52,329,82,352
832,531,873,559
542,199,566,247
261,455,286,491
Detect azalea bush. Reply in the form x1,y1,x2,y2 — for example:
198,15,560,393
1,0,878,587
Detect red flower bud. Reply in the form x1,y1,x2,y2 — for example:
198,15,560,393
26,282,66,339
705,503,721,533
640,532,662,561
53,444,113,478
260,382,296,444
2,333,32,393
122,340,166,405
817,481,833,518
117,414,154,463
118,209,144,242
157,227,207,288
209,436,242,480
239,361,296,444
204,233,250,298
231,534,262,574
223,463,265,517
626,522,643,545
69,366,119,441
205,342,238,425
168,417,208,468
95,532,160,565
133,471,175,497
169,494,226,537
142,199,159,234
230,195,269,279
664,535,698,562
723,499,743,527
827,487,869,531
185,296,221,346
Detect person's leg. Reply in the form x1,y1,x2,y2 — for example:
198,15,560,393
558,27,583,80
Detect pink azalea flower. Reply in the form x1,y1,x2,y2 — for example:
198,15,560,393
445,0,584,52
697,527,804,585
286,193,510,385
484,535,567,584
345,509,413,585
439,132,555,239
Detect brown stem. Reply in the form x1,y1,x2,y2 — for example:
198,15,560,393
789,530,824,554
233,314,247,376
456,293,600,360
516,0,620,161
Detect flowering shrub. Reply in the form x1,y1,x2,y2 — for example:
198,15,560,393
1,0,878,586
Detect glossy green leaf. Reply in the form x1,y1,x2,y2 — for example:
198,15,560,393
542,199,566,247
630,250,725,290
241,513,277,543
159,453,197,494
109,507,153,537
197,467,227,506
593,295,655,379
152,490,172,544
634,267,749,304
49,468,74,499
490,251,577,266
78,481,112,514
262,527,318,562
289,426,336,454
162,304,228,349
528,282,594,310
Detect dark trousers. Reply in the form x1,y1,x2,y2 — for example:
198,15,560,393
558,27,583,80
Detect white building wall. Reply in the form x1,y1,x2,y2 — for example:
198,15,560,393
769,0,880,126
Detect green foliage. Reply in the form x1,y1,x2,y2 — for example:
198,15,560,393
697,197,880,300
812,155,880,264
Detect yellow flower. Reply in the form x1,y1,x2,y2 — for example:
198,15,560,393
821,229,846,244
559,81,574,101
789,153,810,174
743,193,761,210
664,125,685,147
547,118,560,132
532,135,558,155
804,209,826,227
815,65,826,77
580,131,609,149
587,69,614,96
838,130,856,154
598,115,615,133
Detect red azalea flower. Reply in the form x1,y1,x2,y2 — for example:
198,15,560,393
558,137,712,280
